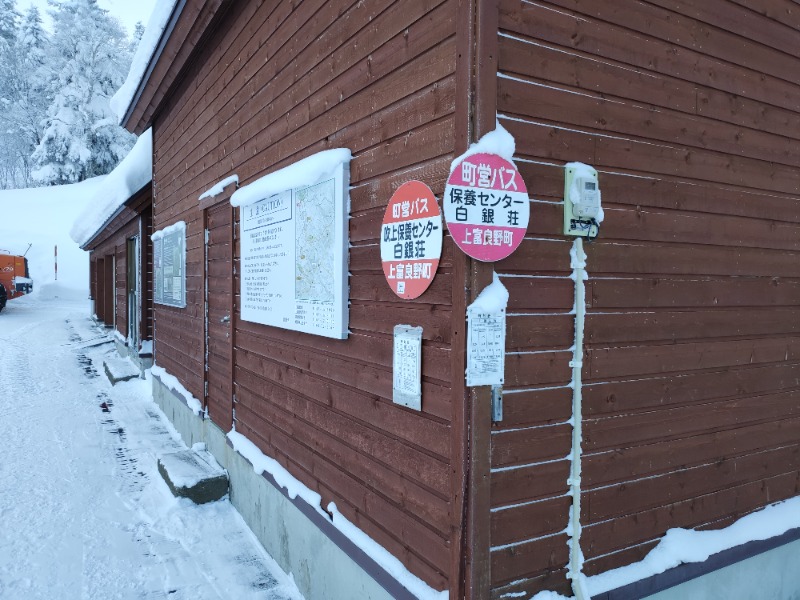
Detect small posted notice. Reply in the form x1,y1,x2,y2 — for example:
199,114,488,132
393,325,423,411
466,306,506,387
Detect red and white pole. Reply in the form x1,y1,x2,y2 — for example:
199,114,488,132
54,245,58,281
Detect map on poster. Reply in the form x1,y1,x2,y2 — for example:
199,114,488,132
153,221,186,308
239,162,349,339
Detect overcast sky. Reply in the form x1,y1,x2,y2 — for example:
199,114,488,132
16,0,158,37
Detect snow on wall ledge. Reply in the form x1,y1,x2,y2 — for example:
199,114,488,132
227,430,448,600
110,0,181,123
199,175,239,201
70,129,153,247
230,149,352,207
151,365,203,416
529,495,800,600
469,272,509,313
449,120,516,173
151,220,185,241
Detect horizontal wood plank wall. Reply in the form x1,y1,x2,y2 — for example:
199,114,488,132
491,0,800,596
89,257,97,308
142,206,154,342
87,218,140,338
152,0,459,591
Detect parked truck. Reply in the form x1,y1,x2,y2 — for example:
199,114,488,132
0,250,33,312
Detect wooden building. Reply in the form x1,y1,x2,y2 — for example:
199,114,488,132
111,1,800,599
75,131,154,370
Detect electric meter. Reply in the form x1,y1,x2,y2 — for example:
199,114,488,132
563,163,602,239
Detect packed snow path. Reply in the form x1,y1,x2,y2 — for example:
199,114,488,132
0,290,303,600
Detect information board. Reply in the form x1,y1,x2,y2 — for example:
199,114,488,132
393,325,423,410
466,305,506,387
239,162,349,339
153,222,186,308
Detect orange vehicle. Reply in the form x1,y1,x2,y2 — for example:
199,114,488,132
0,250,33,312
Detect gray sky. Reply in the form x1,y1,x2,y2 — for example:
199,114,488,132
16,0,158,37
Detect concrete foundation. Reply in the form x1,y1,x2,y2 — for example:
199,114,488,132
151,374,404,600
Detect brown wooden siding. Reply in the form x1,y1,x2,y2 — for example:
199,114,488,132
95,257,105,322
142,206,154,342
151,0,460,591
84,192,153,345
90,256,98,309
205,202,234,432
490,1,800,597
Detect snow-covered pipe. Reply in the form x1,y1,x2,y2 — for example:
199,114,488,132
567,237,591,600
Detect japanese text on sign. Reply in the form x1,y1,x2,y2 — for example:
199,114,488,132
466,307,506,387
393,325,423,410
380,180,442,299
444,152,529,262
240,162,349,339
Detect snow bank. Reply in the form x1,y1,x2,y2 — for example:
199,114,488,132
110,1,181,122
228,430,448,600
230,149,351,207
0,177,105,291
449,120,516,173
151,364,203,416
70,129,152,247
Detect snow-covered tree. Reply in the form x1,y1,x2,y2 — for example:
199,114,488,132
0,2,47,188
31,0,135,185
131,21,145,51
0,0,19,44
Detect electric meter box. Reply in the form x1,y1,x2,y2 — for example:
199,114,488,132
563,163,601,238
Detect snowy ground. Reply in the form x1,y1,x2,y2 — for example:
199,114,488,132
0,287,304,600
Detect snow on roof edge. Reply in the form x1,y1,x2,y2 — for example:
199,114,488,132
110,0,182,124
70,129,153,247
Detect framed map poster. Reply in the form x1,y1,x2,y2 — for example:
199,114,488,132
152,221,186,308
239,162,349,339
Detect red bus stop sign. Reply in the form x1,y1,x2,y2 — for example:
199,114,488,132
380,181,443,300
444,152,529,262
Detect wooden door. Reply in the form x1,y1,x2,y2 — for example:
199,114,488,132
127,237,140,347
95,258,105,322
104,255,115,327
204,203,234,431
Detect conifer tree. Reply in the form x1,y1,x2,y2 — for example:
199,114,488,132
31,0,135,185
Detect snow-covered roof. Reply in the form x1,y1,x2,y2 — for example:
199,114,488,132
70,129,153,247
110,0,181,123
